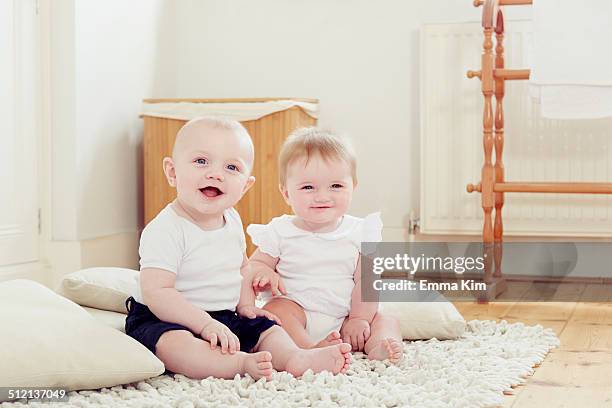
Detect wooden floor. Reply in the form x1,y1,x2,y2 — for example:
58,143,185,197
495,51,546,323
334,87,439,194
453,282,612,407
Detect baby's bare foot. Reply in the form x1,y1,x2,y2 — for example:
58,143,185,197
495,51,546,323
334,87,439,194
313,331,342,348
286,343,351,377
367,338,404,364
241,351,273,380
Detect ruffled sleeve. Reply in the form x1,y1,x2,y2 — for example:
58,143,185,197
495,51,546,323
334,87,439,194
352,212,383,255
362,212,383,243
246,222,281,258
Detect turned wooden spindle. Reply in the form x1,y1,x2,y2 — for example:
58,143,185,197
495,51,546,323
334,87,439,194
494,69,530,80
466,183,482,193
481,26,495,284
467,70,482,79
468,69,531,81
468,0,612,300
493,11,505,279
494,182,612,194
474,0,533,6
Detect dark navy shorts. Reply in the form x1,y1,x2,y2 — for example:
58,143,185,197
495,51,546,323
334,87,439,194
124,297,277,355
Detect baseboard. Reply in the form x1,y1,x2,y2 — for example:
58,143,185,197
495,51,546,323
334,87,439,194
41,231,140,289
0,262,50,286
79,231,140,270
383,227,411,241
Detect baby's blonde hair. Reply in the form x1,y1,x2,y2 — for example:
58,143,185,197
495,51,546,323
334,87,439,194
279,127,357,187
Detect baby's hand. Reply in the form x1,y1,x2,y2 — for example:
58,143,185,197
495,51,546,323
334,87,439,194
341,318,371,352
199,319,240,354
252,269,287,296
237,305,282,325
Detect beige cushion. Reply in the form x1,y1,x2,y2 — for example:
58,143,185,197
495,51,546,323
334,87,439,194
58,267,138,313
83,306,127,332
0,279,164,399
59,268,465,341
383,295,466,340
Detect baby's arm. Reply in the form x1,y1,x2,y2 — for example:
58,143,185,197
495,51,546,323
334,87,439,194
348,255,378,322
236,254,281,323
342,255,378,351
249,249,286,296
141,267,240,353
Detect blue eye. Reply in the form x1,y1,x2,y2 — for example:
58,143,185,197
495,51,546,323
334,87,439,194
227,164,240,172
195,158,207,165
331,184,343,189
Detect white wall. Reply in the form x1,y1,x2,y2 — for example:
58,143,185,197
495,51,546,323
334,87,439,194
73,0,177,239
49,0,78,241
41,1,531,280
43,0,176,278
49,0,176,241
172,0,532,239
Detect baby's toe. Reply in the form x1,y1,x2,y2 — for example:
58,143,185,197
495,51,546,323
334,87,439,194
256,351,272,362
338,343,352,354
387,339,404,363
257,361,273,370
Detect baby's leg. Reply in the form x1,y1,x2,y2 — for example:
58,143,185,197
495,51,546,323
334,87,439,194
263,298,340,348
155,330,273,380
364,312,404,364
253,325,351,376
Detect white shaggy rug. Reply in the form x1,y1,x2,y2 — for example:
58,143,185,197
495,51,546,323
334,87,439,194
4,320,559,408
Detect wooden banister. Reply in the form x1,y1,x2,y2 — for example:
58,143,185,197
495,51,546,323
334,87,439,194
495,182,612,194
474,0,532,6
467,70,482,79
468,69,531,81
467,182,612,194
494,69,530,80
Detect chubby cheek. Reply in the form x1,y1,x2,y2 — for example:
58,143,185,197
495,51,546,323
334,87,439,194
286,192,309,216
332,193,351,213
222,180,249,206
173,170,197,192
224,189,242,205
296,195,313,210
174,180,193,197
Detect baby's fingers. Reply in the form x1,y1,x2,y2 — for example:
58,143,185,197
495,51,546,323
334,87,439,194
229,333,240,354
263,310,282,325
350,335,359,351
208,333,218,350
278,278,287,295
234,334,241,353
219,332,229,354
343,334,351,347
270,279,281,296
357,333,365,351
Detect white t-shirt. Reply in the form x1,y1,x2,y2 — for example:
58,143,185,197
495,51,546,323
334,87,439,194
246,213,382,318
135,204,246,312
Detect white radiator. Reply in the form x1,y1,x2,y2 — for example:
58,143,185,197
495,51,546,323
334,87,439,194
420,21,612,237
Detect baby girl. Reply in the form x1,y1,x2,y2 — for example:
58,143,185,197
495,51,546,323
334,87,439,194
247,127,403,363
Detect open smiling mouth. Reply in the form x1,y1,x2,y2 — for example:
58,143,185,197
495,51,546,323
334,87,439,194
200,186,224,199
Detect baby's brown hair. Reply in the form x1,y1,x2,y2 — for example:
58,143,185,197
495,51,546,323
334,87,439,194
279,127,357,188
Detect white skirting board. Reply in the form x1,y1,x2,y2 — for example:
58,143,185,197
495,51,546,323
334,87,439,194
420,21,612,237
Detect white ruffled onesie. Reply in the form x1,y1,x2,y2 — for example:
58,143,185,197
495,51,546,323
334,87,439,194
246,213,382,342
